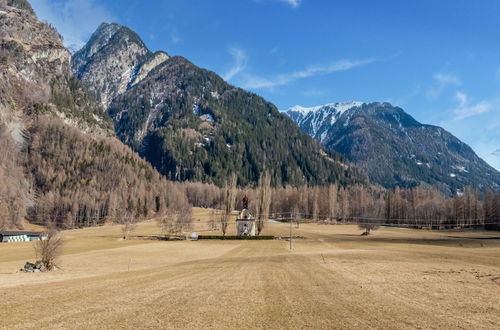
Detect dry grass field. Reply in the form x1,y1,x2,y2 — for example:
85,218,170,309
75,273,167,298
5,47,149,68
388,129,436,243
1,208,499,329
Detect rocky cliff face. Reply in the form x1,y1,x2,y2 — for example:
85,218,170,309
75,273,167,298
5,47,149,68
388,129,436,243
285,102,500,193
71,23,169,108
0,0,111,134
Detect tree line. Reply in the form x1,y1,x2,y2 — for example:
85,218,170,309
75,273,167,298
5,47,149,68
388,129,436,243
164,179,500,237
266,184,500,231
1,116,499,232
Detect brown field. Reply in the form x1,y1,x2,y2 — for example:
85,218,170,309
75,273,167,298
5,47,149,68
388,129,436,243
1,208,499,329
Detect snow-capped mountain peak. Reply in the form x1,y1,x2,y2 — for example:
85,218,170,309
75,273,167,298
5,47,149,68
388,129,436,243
284,101,364,141
287,101,363,116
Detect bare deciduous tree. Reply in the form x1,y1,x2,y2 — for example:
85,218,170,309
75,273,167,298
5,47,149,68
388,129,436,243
292,206,300,228
255,172,271,235
158,210,174,239
177,203,193,236
328,184,338,223
207,209,219,231
158,197,192,239
120,215,137,240
220,174,237,237
312,187,319,222
35,230,64,271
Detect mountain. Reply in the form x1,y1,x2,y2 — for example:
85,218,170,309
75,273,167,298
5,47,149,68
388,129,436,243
0,0,176,229
285,102,500,193
72,22,169,108
72,23,365,187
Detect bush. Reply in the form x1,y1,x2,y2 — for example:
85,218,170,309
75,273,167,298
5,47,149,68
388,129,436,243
34,230,63,270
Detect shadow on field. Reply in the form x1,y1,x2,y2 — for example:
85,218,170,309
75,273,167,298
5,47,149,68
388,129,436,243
313,231,500,248
447,236,500,240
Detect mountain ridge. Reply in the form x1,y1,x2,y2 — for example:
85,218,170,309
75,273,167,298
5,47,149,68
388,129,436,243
285,101,365,142
72,23,366,187
285,101,500,193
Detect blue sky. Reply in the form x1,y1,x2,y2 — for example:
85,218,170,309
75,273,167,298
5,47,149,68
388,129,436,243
31,0,500,170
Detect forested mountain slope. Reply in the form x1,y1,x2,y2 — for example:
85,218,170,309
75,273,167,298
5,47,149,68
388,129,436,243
25,118,174,228
286,102,500,193
73,23,365,187
0,0,175,229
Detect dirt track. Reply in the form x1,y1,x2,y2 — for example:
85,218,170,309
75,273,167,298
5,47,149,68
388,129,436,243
1,211,499,329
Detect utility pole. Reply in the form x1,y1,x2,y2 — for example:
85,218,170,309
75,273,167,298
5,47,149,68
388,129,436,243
289,215,292,250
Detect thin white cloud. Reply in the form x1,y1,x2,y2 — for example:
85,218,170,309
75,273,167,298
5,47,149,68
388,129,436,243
280,0,301,8
170,28,182,44
452,92,493,120
255,0,302,8
240,58,376,90
223,48,249,81
427,73,461,99
434,73,461,86
30,0,114,52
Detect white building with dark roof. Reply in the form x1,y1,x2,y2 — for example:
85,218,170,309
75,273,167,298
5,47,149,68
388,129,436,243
0,231,47,243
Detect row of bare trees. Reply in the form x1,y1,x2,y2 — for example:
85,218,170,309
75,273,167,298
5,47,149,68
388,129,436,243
182,179,500,233
386,186,500,230
268,184,500,231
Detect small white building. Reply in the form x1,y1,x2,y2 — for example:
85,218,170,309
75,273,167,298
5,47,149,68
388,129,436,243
0,231,47,243
236,209,256,236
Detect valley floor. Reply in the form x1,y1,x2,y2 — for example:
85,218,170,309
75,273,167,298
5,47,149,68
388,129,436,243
1,209,499,329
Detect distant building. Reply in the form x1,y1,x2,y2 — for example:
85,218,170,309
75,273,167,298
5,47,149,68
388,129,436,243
236,209,256,236
0,231,47,243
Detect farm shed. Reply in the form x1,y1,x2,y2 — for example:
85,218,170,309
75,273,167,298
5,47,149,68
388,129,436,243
0,231,47,243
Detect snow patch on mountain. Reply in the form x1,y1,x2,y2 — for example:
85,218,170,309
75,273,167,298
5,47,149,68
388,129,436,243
452,165,469,173
200,114,214,122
